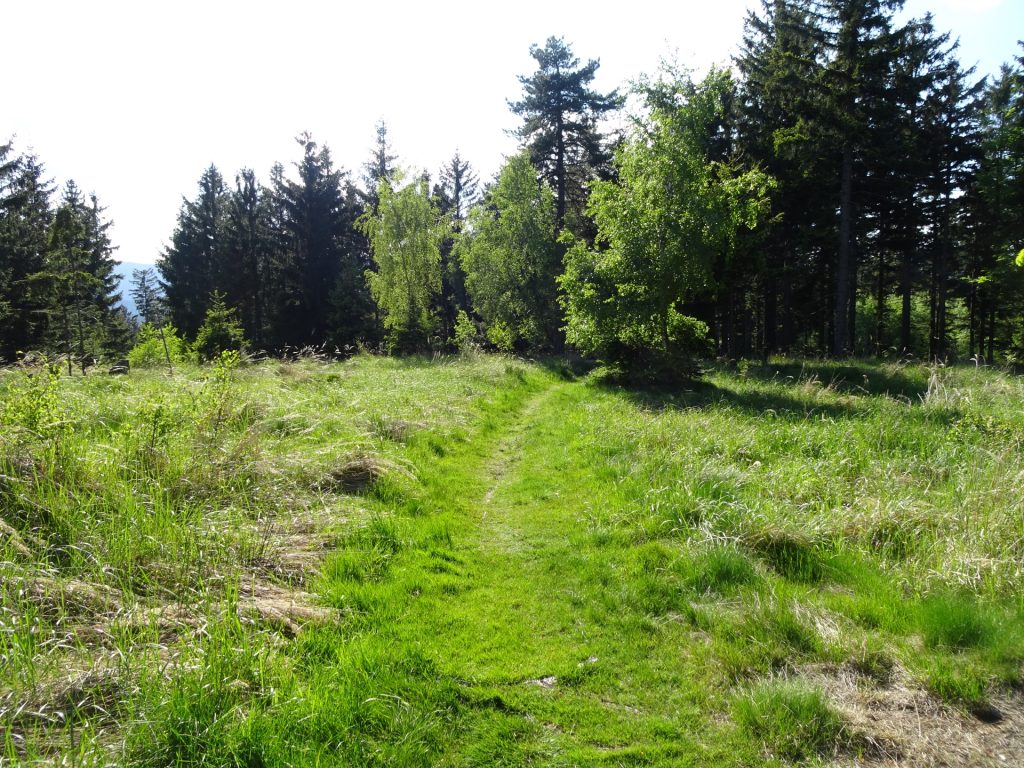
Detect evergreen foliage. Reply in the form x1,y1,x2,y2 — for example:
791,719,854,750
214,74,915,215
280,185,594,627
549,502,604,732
157,165,227,338
0,144,53,360
510,37,620,235
5,22,1024,367
193,291,246,361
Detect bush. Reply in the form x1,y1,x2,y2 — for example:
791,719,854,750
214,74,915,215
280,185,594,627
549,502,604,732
485,320,517,353
128,323,191,369
194,293,246,362
454,310,479,353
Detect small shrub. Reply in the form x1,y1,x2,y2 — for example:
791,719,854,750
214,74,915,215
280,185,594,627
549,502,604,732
454,310,479,353
194,292,246,362
734,681,846,762
1,364,65,439
128,323,191,368
486,320,516,353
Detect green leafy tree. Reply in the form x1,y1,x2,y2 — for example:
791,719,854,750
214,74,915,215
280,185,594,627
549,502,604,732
360,175,446,352
560,68,774,378
458,152,561,350
510,36,620,235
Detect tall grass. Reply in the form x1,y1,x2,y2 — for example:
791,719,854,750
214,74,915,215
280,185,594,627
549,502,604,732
2,355,1022,765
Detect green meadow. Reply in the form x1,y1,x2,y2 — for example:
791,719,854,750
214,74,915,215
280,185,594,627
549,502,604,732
2,354,1022,766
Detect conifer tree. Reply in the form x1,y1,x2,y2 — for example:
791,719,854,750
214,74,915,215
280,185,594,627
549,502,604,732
35,182,120,372
435,151,479,333
223,169,268,347
0,145,54,359
361,121,399,215
272,134,368,348
510,37,620,235
158,165,228,338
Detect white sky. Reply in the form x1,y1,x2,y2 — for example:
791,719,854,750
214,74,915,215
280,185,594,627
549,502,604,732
3,0,1021,266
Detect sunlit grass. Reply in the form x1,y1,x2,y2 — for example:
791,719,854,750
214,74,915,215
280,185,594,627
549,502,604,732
1,355,1022,764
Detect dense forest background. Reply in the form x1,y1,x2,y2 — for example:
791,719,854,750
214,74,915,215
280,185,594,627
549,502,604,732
2,1,1022,371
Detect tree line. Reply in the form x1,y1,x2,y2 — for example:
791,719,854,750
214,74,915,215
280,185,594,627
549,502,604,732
3,1,1023,372
0,143,129,367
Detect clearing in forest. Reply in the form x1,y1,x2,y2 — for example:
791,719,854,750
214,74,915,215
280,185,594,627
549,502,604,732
2,354,1022,766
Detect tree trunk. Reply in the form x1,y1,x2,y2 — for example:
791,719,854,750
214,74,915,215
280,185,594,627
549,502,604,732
833,147,854,357
875,253,885,355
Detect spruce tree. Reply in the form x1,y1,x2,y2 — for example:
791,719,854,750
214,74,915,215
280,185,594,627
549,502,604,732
223,169,268,347
361,121,399,215
0,145,54,360
158,165,228,338
435,151,479,334
272,134,368,348
35,182,121,372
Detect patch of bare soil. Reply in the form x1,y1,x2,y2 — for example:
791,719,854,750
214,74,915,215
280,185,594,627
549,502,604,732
804,663,1024,767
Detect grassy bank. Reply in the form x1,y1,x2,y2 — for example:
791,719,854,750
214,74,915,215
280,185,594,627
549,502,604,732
1,355,1021,765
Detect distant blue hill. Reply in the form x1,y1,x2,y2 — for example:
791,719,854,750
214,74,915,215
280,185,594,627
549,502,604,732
112,261,156,317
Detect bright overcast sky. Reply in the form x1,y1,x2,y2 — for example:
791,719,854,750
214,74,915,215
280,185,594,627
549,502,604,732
4,0,1021,266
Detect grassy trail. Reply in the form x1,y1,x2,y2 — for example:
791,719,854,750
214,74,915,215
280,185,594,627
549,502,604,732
335,377,737,766
6,356,1022,765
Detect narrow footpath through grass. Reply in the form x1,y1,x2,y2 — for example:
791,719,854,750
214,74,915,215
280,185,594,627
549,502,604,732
300,374,757,766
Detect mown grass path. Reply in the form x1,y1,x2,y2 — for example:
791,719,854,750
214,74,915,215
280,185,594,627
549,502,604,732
329,375,742,766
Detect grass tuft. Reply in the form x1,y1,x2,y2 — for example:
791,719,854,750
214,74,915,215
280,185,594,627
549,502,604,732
733,680,846,762
919,592,995,650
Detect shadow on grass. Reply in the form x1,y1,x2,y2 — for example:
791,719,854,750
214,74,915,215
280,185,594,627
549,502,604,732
742,360,929,400
584,357,935,420
593,375,864,421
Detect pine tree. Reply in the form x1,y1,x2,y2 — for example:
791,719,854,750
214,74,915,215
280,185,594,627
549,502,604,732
510,37,620,235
